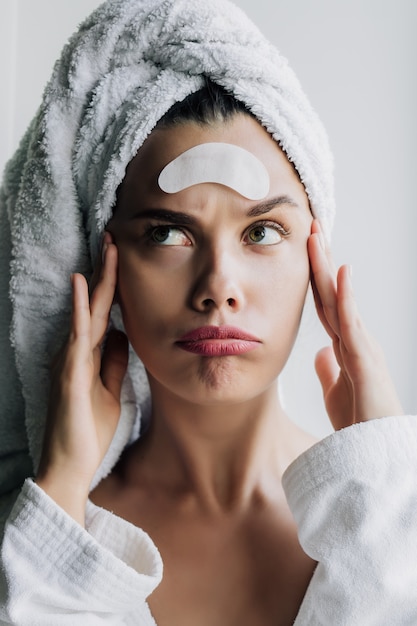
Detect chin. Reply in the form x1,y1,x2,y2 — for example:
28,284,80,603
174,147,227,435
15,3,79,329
169,360,281,407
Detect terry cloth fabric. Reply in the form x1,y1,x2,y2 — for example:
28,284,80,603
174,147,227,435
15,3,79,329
2,415,417,623
0,0,335,505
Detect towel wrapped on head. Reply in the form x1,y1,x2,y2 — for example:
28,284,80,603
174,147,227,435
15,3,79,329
0,0,334,501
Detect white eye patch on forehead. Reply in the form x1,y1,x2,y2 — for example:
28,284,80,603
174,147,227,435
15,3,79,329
158,142,270,200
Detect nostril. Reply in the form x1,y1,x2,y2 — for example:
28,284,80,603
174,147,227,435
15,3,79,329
197,296,237,311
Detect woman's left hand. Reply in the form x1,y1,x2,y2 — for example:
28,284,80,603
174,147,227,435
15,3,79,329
308,219,403,431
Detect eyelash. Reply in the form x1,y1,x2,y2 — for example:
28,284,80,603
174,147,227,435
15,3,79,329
142,223,190,246
246,220,291,240
142,220,291,245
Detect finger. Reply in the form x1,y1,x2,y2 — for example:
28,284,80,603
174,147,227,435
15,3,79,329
89,231,114,301
335,264,376,387
57,273,93,389
89,232,112,296
90,238,118,348
101,329,129,400
336,265,365,356
315,345,354,430
70,273,91,343
50,273,90,370
308,227,340,336
310,273,337,340
314,346,340,397
311,219,338,275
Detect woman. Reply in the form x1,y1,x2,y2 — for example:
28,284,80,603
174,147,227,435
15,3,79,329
1,0,416,624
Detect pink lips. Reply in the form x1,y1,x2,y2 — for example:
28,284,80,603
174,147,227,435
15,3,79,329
176,325,261,356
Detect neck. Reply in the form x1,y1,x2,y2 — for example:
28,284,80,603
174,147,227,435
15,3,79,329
126,379,315,513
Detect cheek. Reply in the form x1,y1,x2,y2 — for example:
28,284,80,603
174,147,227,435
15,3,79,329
255,243,310,343
116,250,188,344
258,241,310,300
285,249,310,313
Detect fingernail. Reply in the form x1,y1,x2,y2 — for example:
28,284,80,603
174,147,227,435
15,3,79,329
318,232,325,250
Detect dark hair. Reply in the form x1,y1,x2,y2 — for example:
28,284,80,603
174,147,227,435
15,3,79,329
156,77,253,128
114,79,253,212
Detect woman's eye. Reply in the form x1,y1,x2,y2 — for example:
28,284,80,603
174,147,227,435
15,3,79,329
150,226,191,246
245,224,283,246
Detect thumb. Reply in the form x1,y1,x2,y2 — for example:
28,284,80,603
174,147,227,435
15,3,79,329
315,346,339,398
101,329,129,400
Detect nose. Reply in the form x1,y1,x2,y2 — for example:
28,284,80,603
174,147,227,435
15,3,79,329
190,247,244,313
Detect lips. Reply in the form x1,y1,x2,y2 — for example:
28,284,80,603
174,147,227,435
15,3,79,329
175,325,261,356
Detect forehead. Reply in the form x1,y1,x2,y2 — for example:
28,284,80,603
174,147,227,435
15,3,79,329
117,114,308,210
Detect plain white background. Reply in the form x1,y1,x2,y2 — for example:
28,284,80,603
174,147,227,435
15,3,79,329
1,0,416,437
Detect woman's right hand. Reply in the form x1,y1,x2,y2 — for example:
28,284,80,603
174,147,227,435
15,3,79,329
36,233,128,526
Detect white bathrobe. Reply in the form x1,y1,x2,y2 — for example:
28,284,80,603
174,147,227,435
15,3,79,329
1,415,417,625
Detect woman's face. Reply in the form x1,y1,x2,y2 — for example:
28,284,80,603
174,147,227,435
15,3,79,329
109,114,312,406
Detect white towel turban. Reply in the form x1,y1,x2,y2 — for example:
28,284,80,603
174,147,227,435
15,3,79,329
0,0,334,493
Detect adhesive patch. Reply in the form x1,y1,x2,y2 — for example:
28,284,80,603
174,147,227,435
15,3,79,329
158,142,270,200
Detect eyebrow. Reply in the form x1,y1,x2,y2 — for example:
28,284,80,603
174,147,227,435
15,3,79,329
246,195,300,217
129,195,299,224
130,209,196,225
